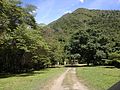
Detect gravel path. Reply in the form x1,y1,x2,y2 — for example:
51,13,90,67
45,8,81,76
50,68,88,90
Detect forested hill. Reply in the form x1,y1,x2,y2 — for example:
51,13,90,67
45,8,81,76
49,8,120,42
49,8,96,30
48,8,120,66
1,0,120,74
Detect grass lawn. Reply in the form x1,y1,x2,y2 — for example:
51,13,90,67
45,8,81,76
0,67,65,90
76,66,120,90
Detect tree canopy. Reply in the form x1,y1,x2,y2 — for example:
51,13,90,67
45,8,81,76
1,2,120,73
49,8,120,66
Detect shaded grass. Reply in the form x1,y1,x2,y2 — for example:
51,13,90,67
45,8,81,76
76,66,120,90
0,68,65,90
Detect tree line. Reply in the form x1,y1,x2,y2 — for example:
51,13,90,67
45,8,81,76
0,1,120,74
49,8,120,67
0,0,63,73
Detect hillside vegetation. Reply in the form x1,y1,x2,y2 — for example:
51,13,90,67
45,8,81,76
0,0,120,74
0,1,120,90
49,8,120,66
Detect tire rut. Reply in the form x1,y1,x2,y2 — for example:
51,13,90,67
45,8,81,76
48,68,89,90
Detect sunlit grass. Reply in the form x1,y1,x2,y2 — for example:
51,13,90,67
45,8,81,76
0,68,64,90
76,66,120,90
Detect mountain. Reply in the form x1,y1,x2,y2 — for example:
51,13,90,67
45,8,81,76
49,8,120,43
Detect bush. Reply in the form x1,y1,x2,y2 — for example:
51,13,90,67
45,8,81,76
104,59,120,68
112,60,120,68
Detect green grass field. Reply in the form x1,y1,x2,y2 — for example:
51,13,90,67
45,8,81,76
76,66,120,90
0,68,64,90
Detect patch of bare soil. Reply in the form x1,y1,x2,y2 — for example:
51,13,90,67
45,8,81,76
43,68,88,90
62,68,88,90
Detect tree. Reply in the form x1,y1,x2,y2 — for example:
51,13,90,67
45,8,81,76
0,0,36,31
65,29,109,65
0,0,50,73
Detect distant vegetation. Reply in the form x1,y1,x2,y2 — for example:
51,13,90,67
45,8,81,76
49,8,120,67
0,0,120,74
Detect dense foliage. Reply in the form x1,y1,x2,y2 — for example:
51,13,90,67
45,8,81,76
49,8,120,67
65,28,109,65
1,1,120,74
0,0,58,73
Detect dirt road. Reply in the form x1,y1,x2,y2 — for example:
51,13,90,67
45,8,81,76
50,68,88,90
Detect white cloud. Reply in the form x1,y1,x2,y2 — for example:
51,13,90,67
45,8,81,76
79,0,85,3
32,10,36,13
64,10,72,14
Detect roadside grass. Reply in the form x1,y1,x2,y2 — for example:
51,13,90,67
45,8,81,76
76,66,120,90
0,67,65,90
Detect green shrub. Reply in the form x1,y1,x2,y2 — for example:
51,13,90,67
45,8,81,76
104,59,120,68
112,60,120,68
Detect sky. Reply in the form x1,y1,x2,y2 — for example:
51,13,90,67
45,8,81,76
22,0,120,24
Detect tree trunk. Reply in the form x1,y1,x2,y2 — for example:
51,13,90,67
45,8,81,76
87,62,89,66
